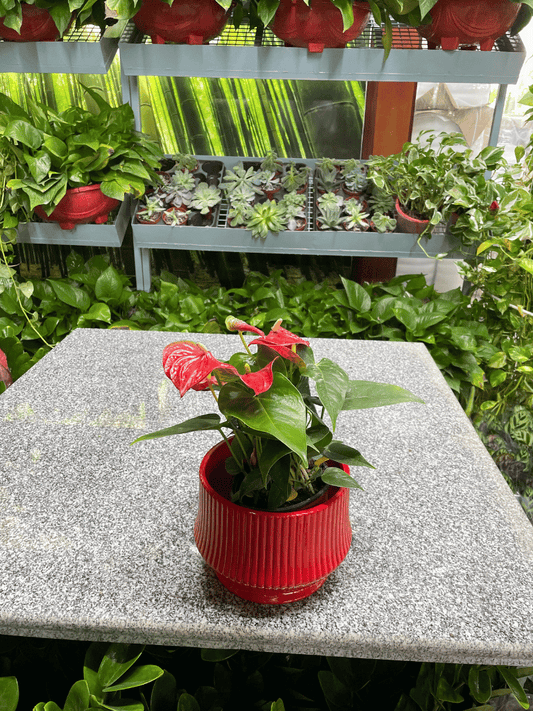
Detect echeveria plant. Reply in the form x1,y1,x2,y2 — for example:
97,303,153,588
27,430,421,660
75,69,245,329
134,318,423,510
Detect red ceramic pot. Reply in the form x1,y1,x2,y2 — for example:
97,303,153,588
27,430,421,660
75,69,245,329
0,4,74,41
34,185,119,230
270,0,371,52
416,0,521,51
395,199,431,235
133,0,231,44
195,439,352,604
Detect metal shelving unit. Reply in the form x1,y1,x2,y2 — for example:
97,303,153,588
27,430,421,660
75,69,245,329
132,156,467,292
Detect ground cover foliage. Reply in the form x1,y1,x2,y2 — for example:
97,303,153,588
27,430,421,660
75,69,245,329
1,636,532,711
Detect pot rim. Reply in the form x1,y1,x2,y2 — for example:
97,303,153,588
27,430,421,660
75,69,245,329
199,438,348,518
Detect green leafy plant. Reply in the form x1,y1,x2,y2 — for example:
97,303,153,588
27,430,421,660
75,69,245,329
0,85,162,217
227,199,253,227
133,316,423,509
171,152,198,172
317,191,343,211
222,164,262,198
136,195,164,222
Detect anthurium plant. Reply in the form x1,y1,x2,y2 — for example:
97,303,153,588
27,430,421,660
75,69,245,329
134,317,423,510
0,86,163,217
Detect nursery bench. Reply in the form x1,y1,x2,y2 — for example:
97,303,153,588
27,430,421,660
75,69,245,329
0,329,532,666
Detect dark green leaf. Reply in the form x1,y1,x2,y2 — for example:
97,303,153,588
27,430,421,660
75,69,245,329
0,676,18,711
132,415,223,443
103,665,164,692
97,643,144,689
342,380,424,410
321,466,363,489
64,680,90,711
200,649,239,662
322,441,374,468
49,281,90,311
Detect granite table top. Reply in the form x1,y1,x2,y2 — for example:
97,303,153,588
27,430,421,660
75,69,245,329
1,328,532,666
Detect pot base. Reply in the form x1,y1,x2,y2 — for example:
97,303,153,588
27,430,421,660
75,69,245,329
216,572,327,604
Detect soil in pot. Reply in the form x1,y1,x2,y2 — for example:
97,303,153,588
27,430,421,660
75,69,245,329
189,211,214,227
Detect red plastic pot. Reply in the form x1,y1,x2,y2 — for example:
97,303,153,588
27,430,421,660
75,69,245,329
416,0,521,51
270,0,371,52
133,0,231,45
0,4,74,41
395,199,431,235
34,185,119,231
195,439,352,604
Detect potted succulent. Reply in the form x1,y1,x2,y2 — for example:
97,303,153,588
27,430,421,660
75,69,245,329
227,200,253,228
222,164,262,200
0,0,110,42
281,163,310,194
246,200,287,239
133,317,423,603
280,190,307,231
257,170,282,200
315,158,342,194
164,169,196,210
260,149,284,177
190,182,222,216
107,0,236,44
342,159,368,198
172,152,199,173
317,191,344,211
371,212,397,233
1,86,163,230
162,206,189,225
317,203,344,231
343,198,370,232
136,195,164,224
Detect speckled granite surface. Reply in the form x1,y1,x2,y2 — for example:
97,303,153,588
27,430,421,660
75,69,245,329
0,329,532,665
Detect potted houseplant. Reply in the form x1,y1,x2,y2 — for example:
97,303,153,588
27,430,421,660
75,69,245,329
136,195,164,224
0,0,110,42
281,163,310,194
1,86,163,230
133,317,423,603
257,0,372,52
367,131,466,237
107,0,236,44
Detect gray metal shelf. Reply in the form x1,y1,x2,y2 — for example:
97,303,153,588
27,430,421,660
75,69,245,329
17,195,132,248
0,21,124,74
119,20,526,84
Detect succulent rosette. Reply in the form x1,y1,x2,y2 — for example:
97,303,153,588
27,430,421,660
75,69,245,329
134,317,423,510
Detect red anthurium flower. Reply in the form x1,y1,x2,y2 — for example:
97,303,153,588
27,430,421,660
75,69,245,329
213,361,276,395
163,341,223,397
225,316,265,337
249,319,309,364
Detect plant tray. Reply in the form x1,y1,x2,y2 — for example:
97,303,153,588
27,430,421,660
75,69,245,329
0,21,124,74
118,18,525,84
16,194,132,248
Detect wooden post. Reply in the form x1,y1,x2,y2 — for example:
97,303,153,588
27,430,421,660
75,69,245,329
352,80,417,284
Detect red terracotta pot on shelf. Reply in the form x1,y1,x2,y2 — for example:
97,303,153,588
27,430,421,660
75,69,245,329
395,199,431,235
270,0,371,52
416,0,521,51
0,4,74,41
133,0,231,45
195,439,353,604
34,185,119,231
